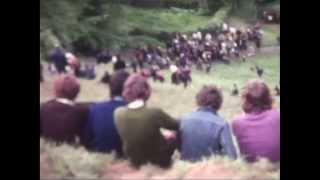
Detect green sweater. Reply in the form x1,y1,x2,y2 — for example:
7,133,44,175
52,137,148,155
114,106,178,166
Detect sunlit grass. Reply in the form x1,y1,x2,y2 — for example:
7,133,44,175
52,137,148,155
41,139,280,179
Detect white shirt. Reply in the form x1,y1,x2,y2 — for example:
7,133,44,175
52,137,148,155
56,98,74,106
128,99,145,109
112,56,117,63
170,65,178,73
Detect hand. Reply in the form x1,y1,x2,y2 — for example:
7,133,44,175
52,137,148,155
161,129,177,140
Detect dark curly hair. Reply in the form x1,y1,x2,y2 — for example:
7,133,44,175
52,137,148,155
109,70,130,98
241,79,273,113
196,85,223,111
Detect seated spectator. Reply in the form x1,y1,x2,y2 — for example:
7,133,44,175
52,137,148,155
232,79,280,163
85,70,129,156
40,74,90,146
179,85,237,161
114,74,179,168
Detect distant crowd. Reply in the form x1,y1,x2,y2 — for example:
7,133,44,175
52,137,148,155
40,70,280,168
41,22,264,88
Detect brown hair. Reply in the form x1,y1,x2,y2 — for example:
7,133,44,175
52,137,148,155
54,74,80,100
122,74,151,103
109,70,130,98
241,79,273,113
196,85,223,111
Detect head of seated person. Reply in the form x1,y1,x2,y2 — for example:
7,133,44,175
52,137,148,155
109,70,130,99
54,74,80,101
122,74,151,104
241,79,273,114
196,85,222,112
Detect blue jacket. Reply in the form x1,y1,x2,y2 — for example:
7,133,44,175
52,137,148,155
180,106,237,161
85,97,126,156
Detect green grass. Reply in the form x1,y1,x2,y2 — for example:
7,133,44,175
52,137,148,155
41,139,280,179
120,5,212,32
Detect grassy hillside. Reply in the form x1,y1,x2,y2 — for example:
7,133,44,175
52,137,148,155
41,139,280,179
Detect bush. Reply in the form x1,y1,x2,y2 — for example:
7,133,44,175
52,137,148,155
40,29,61,61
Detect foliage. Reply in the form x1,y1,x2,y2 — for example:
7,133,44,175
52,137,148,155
40,0,279,57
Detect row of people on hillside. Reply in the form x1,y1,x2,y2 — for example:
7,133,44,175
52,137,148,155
132,22,263,74
40,72,279,168
44,22,263,82
47,46,97,79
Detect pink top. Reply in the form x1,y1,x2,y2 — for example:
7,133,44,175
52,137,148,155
232,109,280,162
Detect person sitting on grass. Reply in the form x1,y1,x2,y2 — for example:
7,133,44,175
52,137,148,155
232,79,280,163
179,85,237,161
114,74,179,168
84,70,129,156
40,74,90,146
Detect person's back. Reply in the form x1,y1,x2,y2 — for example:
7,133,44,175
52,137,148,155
114,74,178,168
180,86,237,161
180,108,236,161
232,109,280,162
86,99,126,154
232,79,280,163
40,75,89,145
85,71,129,155
115,106,178,167
40,100,89,144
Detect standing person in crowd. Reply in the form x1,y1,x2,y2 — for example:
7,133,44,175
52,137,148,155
84,70,129,156
179,85,237,161
113,55,126,71
65,52,81,76
114,74,179,168
48,46,68,74
40,74,90,146
232,79,280,163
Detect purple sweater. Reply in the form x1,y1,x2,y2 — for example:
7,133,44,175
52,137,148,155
232,109,280,162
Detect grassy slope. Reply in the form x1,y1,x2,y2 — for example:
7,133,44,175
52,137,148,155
41,139,280,179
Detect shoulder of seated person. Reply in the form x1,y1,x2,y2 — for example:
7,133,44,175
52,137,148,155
41,99,64,108
147,107,166,114
114,106,127,116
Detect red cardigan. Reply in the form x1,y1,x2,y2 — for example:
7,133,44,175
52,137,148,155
40,100,91,146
